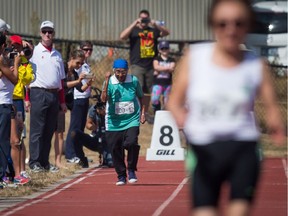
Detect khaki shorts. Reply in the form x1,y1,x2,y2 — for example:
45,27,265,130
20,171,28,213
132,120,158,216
130,64,154,94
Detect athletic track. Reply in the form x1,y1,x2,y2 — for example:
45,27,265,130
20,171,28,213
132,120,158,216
0,157,287,216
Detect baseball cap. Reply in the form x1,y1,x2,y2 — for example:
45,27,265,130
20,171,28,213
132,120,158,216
40,20,54,30
10,35,23,45
113,59,128,69
158,41,170,49
0,19,11,32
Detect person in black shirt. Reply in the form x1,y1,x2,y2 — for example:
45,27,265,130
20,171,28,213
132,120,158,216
120,9,170,94
151,40,175,114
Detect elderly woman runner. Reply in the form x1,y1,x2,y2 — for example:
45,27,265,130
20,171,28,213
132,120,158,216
101,59,146,186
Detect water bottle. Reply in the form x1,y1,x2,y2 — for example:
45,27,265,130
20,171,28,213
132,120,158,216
156,20,165,26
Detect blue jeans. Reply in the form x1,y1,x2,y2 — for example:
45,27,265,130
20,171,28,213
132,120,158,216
65,98,89,159
0,104,12,179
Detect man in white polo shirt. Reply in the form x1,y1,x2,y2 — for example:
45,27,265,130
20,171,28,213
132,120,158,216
29,20,66,173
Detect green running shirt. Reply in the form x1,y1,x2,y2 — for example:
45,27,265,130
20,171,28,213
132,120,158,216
104,74,143,131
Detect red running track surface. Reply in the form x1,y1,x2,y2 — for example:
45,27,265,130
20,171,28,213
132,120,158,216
0,157,286,216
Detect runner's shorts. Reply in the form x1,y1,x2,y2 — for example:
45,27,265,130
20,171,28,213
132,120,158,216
188,140,261,208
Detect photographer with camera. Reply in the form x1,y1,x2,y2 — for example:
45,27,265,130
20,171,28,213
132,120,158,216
120,9,170,94
0,32,21,189
71,100,112,168
7,35,34,185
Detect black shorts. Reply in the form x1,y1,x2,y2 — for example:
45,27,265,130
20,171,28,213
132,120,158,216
189,140,261,208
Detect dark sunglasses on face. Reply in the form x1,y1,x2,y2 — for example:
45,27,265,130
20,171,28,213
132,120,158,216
213,19,247,30
42,30,54,34
82,48,93,52
160,47,169,50
114,69,127,74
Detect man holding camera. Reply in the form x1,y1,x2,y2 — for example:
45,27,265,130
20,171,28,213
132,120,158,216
120,9,170,94
71,101,112,168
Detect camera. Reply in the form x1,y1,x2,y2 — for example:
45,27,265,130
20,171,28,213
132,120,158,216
8,51,18,59
141,18,151,24
23,47,32,57
84,74,94,79
94,101,105,109
4,47,18,59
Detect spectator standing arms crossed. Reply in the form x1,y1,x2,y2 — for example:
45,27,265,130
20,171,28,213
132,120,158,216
101,59,146,186
167,0,285,216
28,21,66,173
120,9,170,94
151,40,175,114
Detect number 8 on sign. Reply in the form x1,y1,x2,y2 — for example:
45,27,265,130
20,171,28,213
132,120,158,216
146,110,184,161
159,125,173,146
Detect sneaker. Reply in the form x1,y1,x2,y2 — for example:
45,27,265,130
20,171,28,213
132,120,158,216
79,157,89,168
0,180,7,189
2,176,11,184
66,157,80,164
2,177,18,188
14,176,30,185
20,171,30,179
128,170,138,183
30,164,44,173
48,164,60,173
116,176,126,186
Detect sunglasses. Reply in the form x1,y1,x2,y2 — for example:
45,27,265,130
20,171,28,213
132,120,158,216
213,19,247,30
42,30,54,34
82,48,93,52
114,69,127,74
160,47,169,50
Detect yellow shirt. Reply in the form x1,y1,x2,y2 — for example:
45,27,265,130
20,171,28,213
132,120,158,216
13,56,34,99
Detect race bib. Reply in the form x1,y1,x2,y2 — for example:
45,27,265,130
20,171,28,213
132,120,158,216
115,101,135,115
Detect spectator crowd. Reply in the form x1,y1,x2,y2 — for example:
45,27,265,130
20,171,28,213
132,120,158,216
0,8,171,188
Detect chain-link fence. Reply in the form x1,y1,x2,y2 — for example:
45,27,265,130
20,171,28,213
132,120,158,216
16,35,288,133
255,65,287,133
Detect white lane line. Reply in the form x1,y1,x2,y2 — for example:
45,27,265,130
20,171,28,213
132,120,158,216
282,158,287,178
152,177,189,216
2,168,102,216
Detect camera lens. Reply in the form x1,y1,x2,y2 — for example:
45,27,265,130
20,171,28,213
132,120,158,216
4,47,13,52
23,47,32,57
141,18,150,24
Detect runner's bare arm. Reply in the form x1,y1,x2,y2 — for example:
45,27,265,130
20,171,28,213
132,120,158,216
258,60,285,146
100,71,111,102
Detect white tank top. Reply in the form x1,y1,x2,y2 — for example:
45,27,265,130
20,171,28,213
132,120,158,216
184,43,262,145
0,75,14,104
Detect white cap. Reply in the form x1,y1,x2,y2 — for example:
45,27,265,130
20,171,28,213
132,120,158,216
0,19,11,32
40,20,54,30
